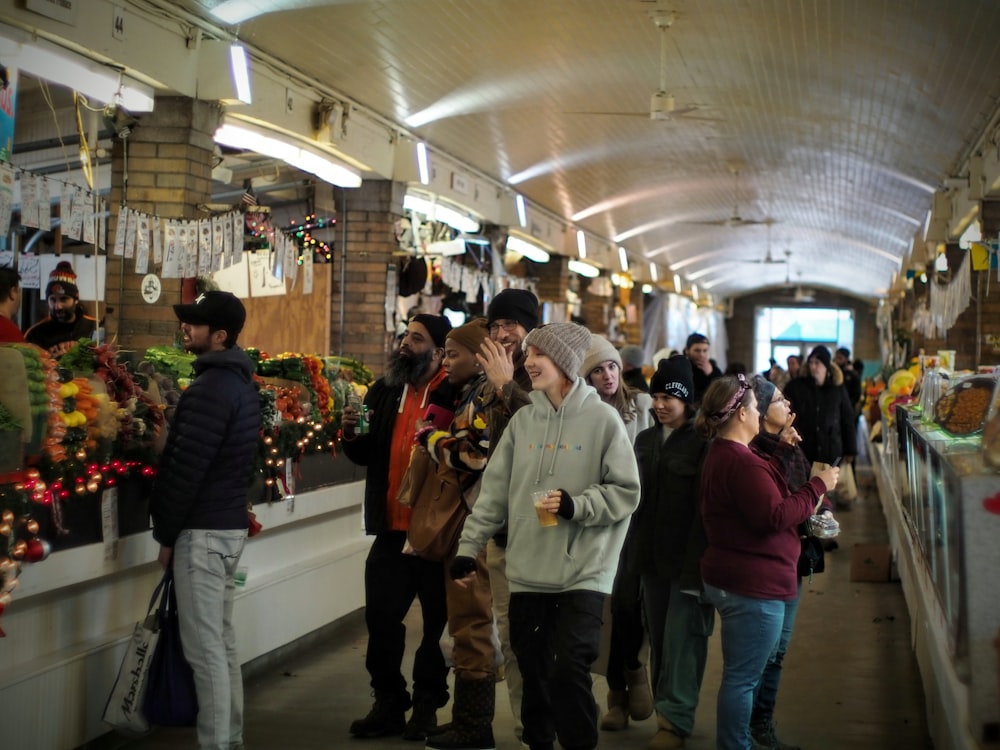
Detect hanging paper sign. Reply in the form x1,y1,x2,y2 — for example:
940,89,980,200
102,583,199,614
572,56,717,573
37,176,51,231
271,234,284,279
67,187,86,241
101,486,119,563
222,212,233,269
162,220,181,278
98,200,107,250
113,206,129,256
135,214,150,273
123,207,138,258
197,219,211,276
183,221,198,277
20,171,38,229
211,215,224,272
285,234,298,284
19,254,40,290
60,183,76,239
152,216,162,264
140,274,161,304
248,248,286,297
82,199,95,245
303,247,314,295
0,162,13,236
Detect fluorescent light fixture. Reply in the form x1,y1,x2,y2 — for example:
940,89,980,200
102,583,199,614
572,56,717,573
0,32,154,111
642,283,653,294
649,263,658,282
618,246,629,273
568,259,600,278
958,218,981,249
506,234,550,263
416,142,430,185
673,273,682,292
214,121,362,187
515,194,527,228
229,44,252,104
691,283,699,300
426,238,467,256
576,230,587,259
403,193,480,234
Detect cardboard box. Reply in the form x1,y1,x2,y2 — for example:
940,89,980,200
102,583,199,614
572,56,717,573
850,543,892,582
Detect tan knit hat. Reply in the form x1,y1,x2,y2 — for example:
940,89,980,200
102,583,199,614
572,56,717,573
446,317,489,355
580,335,621,377
524,322,592,380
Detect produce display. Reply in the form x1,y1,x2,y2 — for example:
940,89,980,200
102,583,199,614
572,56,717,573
933,375,996,436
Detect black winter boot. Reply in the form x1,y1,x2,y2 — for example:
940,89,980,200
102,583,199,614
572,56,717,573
404,693,442,741
349,691,410,738
750,719,801,750
425,676,496,750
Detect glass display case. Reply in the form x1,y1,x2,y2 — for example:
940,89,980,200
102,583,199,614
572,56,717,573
891,406,1000,744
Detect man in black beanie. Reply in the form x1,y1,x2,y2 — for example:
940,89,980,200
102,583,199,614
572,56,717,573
474,286,539,745
342,313,455,740
684,332,722,405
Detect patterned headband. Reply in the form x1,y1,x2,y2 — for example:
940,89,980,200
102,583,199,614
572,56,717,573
708,373,750,424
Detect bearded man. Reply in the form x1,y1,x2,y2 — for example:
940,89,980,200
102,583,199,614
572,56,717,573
341,313,456,741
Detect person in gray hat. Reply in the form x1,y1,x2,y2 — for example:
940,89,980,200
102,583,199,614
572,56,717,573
450,322,640,750
619,344,650,393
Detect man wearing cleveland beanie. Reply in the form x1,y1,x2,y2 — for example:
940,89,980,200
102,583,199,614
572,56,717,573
342,313,455,740
25,260,97,357
450,320,640,750
631,354,714,749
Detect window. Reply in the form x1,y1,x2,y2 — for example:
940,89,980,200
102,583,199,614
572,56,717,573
754,307,854,373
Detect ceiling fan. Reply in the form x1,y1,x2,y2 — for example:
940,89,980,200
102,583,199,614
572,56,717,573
684,168,777,228
775,265,817,303
563,12,719,122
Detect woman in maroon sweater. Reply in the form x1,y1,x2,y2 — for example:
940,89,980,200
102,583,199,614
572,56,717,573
695,374,838,750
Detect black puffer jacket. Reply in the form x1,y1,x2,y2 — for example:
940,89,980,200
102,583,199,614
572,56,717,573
783,364,857,464
628,419,709,588
151,347,260,547
342,374,453,535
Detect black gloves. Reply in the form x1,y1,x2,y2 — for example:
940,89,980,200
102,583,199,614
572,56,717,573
556,489,575,519
449,555,477,580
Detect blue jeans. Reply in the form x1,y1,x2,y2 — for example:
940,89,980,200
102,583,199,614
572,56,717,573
752,580,802,725
173,529,247,750
702,583,784,750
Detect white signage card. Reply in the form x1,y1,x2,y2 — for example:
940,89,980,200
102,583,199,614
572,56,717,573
123,207,138,259
285,237,298,284
183,221,198,277
20,172,38,229
67,187,86,241
135,214,150,273
60,183,76,239
210,246,250,297
211,215,224,272
222,212,233,269
248,248,286,297
101,486,119,562
82,200,95,245
0,162,13,236
162,220,181,278
152,216,162,264
303,249,314,295
37,177,51,231
19,254,40,290
112,206,128,256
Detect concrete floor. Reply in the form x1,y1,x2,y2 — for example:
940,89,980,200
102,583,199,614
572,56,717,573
90,462,932,750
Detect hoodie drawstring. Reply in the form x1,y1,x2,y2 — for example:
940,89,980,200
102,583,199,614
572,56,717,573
548,407,566,478
532,402,569,483
533,408,551,485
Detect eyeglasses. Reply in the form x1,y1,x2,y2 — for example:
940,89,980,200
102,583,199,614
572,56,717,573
488,320,520,334
770,396,789,406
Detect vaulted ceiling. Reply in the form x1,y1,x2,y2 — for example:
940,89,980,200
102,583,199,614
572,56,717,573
33,1,1000,301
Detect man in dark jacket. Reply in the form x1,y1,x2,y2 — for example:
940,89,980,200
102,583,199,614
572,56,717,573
342,313,454,741
24,261,97,356
684,332,723,405
150,291,261,750
784,344,857,470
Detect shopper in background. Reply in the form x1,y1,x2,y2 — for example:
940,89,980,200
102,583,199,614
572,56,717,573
834,347,862,418
24,261,96,356
696,374,838,750
415,318,497,750
783,345,857,510
474,287,538,746
0,267,24,343
450,322,641,750
684,332,722,405
150,291,261,750
342,313,455,741
785,355,802,381
632,356,714,750
748,375,836,750
620,344,650,392
580,335,655,731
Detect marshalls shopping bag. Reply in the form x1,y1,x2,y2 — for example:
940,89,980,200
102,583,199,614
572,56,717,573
102,572,168,733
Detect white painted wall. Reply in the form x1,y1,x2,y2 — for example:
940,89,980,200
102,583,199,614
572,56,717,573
0,481,368,750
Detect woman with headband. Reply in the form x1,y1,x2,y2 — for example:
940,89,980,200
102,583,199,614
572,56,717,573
694,375,839,750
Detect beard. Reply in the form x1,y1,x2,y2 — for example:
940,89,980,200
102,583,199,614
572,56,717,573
384,347,434,387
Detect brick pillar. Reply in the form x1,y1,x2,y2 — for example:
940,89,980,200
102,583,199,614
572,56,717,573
105,97,219,352
331,180,406,378
580,277,610,334
620,285,644,347
534,256,570,321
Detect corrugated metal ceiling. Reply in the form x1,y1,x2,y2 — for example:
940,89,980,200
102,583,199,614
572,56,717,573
168,0,1000,300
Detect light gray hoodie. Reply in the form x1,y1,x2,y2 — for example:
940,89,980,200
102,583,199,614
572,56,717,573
456,377,640,594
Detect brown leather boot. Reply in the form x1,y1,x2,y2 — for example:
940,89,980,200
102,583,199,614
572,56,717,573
599,689,629,731
648,713,685,749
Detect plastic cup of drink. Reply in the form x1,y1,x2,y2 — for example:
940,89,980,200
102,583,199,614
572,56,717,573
234,566,249,587
532,490,559,527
